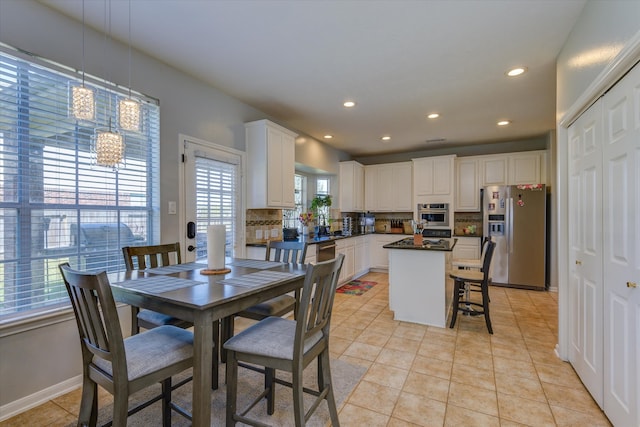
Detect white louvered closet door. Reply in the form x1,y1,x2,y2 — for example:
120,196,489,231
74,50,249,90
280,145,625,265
602,62,639,427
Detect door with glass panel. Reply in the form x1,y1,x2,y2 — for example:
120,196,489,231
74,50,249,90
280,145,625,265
183,139,242,263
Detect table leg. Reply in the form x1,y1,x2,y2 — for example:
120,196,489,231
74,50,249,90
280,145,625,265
192,311,213,427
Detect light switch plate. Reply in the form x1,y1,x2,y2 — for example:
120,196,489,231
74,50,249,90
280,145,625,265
168,201,177,215
271,228,278,237
256,229,263,239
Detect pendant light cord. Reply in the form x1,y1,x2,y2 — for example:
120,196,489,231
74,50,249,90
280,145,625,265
127,0,132,98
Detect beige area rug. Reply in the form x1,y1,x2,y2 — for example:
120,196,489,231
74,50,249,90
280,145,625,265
67,358,365,426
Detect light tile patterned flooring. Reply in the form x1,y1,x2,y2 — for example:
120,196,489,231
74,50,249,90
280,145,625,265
1,272,612,426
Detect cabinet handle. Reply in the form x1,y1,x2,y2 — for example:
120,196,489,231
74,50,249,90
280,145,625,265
627,281,637,288
575,260,582,265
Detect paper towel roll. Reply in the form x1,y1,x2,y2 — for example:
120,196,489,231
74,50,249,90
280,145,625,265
207,225,226,270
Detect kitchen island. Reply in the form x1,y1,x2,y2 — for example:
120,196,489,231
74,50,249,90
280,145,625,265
383,237,456,328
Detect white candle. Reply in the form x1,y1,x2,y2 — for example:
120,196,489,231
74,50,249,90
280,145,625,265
207,225,226,270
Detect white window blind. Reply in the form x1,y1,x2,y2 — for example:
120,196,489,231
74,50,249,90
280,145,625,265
0,47,160,321
194,155,238,258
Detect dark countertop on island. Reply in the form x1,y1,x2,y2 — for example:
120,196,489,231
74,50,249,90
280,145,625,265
383,237,457,251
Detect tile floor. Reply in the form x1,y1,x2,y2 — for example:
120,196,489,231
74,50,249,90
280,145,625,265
1,271,612,426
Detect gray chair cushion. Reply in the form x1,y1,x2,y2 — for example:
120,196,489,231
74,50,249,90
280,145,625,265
223,317,322,361
93,325,194,381
241,295,295,317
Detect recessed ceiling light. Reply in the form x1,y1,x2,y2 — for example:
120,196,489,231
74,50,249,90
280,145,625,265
506,67,527,77
324,135,333,139
381,136,391,141
427,113,440,119
497,120,511,126
343,101,356,108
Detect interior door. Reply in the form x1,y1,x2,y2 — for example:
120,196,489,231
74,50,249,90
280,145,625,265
602,63,639,427
568,97,604,407
183,139,242,263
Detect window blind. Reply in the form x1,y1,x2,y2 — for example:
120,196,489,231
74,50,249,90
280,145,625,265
194,155,237,258
0,47,160,321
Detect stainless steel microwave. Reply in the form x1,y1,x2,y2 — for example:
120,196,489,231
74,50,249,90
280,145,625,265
417,203,450,227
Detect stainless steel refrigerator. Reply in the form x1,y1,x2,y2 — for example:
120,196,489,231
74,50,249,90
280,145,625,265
483,185,546,290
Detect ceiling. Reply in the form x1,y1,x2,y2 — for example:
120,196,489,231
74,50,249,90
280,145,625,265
39,0,586,157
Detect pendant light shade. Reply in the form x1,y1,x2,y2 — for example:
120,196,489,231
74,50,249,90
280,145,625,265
70,0,95,121
93,128,125,169
118,98,140,131
70,85,95,121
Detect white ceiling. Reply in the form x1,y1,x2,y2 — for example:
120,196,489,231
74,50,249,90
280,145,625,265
39,0,586,157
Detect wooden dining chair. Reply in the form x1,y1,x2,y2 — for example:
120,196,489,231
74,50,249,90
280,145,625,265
59,263,196,427
221,240,308,359
449,240,496,333
122,242,220,389
224,253,344,426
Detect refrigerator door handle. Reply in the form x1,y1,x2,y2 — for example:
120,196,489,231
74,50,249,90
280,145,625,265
507,197,514,254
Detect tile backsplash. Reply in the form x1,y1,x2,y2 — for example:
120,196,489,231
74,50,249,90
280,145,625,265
246,209,282,244
453,212,483,236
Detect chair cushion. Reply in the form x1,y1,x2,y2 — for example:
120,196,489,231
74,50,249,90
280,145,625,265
93,325,194,381
223,316,322,361
240,295,295,317
451,258,482,269
137,309,190,327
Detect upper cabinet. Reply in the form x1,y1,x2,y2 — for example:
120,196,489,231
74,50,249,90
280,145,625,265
339,161,365,212
364,162,412,212
245,119,297,209
455,158,480,211
479,151,546,187
413,155,455,201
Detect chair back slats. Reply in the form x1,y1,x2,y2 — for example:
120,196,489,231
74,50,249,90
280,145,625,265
122,242,181,271
266,240,308,264
482,241,496,281
59,263,125,368
294,254,344,357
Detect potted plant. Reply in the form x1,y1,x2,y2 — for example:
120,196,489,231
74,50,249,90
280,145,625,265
310,195,332,235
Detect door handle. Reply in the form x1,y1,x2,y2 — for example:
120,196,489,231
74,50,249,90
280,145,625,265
575,260,582,265
187,245,196,252
627,281,637,288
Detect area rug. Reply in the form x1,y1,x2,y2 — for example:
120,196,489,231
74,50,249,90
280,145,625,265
336,280,377,296
66,357,366,427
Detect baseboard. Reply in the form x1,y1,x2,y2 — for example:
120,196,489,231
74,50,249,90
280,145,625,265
0,375,82,421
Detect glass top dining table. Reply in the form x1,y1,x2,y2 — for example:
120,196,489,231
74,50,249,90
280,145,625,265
108,258,308,427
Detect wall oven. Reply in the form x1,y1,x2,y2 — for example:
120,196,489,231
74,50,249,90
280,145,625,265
417,203,450,227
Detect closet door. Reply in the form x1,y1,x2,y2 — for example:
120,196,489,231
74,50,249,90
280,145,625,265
602,63,639,427
568,98,604,407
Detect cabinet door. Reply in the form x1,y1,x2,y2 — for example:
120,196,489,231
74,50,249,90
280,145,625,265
340,161,364,212
455,158,479,211
509,152,541,185
480,155,508,186
433,158,452,195
376,165,394,211
281,133,295,207
266,127,284,206
413,158,434,196
364,165,378,211
354,163,364,211
394,163,413,211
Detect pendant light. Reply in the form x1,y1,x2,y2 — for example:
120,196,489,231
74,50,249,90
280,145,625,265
70,0,95,121
93,0,124,170
118,0,140,132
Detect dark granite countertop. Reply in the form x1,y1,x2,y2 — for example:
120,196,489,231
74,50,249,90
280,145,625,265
247,232,411,247
383,237,457,251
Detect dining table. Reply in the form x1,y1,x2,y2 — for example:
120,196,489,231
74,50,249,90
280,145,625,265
108,258,308,427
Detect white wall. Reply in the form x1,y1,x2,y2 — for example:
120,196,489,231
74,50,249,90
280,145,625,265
0,0,347,415
555,0,640,358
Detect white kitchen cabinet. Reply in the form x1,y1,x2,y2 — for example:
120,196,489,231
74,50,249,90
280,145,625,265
304,250,316,265
452,237,480,260
245,119,297,209
354,235,370,278
370,234,401,269
339,161,364,212
364,162,412,212
479,154,509,186
455,158,480,211
412,155,455,197
336,238,355,284
508,151,542,185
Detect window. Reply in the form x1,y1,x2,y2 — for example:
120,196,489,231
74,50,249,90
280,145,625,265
315,177,331,223
0,47,160,321
284,174,306,229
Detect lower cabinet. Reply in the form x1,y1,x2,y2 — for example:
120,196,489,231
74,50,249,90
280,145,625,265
370,234,403,269
336,239,355,284
354,235,370,278
246,246,266,260
452,237,480,260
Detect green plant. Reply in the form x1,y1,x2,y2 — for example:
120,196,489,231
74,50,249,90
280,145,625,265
310,194,332,213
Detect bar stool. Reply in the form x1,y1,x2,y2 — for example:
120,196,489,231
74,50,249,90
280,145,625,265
449,240,496,333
